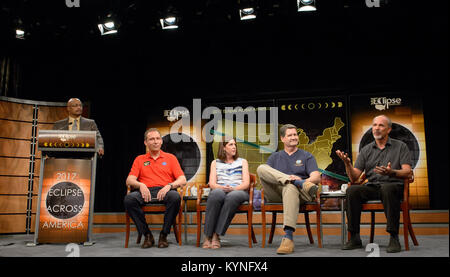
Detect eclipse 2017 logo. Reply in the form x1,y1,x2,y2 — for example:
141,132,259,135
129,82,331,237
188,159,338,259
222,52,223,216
46,182,84,219
370,97,402,111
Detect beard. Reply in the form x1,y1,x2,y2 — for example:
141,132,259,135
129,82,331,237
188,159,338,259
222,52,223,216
373,133,383,140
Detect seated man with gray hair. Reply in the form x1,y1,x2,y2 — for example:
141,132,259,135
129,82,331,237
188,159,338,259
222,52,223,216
336,115,412,253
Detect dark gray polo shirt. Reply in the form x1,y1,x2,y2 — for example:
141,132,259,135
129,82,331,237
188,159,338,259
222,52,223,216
354,138,412,186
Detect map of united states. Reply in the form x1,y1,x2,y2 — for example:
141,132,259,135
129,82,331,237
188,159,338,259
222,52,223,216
297,117,345,170
211,117,345,175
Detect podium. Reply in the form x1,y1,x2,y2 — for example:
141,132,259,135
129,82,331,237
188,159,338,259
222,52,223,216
30,130,98,246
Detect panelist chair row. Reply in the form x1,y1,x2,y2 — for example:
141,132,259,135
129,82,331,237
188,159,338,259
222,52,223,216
124,173,417,250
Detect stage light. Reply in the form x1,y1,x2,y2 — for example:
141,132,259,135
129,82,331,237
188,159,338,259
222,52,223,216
98,20,118,35
297,0,317,12
239,7,257,20
160,16,179,29
14,18,26,40
15,29,25,39
97,13,118,36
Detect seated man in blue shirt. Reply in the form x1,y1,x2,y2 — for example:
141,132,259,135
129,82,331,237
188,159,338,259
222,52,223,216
257,124,320,254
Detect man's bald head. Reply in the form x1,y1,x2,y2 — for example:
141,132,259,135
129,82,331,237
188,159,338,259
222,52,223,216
67,98,83,118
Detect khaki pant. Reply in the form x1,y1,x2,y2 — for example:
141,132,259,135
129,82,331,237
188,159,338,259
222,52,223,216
257,164,314,229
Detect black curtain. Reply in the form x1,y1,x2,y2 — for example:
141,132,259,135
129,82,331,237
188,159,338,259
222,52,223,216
0,56,21,97
91,96,148,212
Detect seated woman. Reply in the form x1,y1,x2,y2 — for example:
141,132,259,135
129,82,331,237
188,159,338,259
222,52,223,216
202,137,250,249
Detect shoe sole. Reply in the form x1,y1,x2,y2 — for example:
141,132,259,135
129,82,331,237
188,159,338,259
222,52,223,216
341,243,363,250
276,251,293,255
386,246,401,253
342,245,363,250
277,245,294,254
141,243,154,249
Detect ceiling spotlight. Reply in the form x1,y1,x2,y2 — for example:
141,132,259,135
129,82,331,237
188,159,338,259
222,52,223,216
160,16,179,29
14,18,26,39
297,0,317,12
15,29,25,39
98,20,118,35
239,8,257,20
98,13,118,36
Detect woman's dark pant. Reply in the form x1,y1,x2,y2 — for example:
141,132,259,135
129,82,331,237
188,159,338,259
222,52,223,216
204,189,249,237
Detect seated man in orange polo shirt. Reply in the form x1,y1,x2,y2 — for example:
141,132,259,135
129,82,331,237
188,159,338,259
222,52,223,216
124,128,186,248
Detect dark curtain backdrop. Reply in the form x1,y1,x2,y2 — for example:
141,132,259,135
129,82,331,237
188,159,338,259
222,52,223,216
0,56,21,97
91,97,148,212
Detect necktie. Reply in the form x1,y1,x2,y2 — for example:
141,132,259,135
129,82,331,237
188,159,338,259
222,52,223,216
72,119,78,131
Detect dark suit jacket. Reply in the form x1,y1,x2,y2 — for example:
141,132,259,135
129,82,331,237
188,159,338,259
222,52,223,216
52,116,104,149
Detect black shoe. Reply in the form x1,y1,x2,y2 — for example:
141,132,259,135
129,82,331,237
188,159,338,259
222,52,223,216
387,236,401,253
141,233,155,248
342,239,363,250
158,233,169,248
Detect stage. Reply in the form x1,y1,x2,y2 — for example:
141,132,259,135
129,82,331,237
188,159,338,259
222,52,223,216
1,233,448,257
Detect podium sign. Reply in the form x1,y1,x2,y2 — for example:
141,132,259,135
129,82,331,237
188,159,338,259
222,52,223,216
37,158,92,243
30,130,98,246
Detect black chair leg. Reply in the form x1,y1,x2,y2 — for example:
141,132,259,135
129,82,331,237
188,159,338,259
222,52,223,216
268,212,277,244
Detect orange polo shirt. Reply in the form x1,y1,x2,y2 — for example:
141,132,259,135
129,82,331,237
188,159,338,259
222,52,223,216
128,150,184,188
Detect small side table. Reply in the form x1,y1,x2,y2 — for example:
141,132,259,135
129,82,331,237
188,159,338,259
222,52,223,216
320,192,347,247
182,195,197,243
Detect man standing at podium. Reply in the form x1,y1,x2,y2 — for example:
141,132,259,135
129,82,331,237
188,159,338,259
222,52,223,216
52,98,104,156
124,128,186,248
